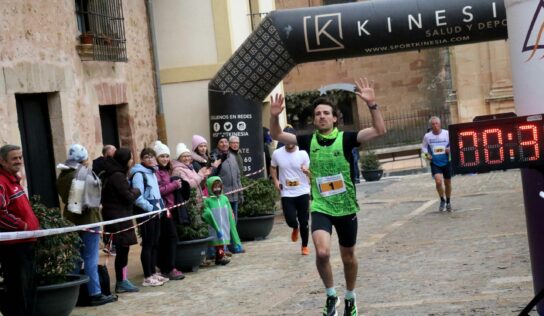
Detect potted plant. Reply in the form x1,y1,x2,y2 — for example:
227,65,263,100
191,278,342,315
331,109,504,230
360,150,384,181
79,32,94,45
0,196,88,316
237,176,279,241
175,188,213,272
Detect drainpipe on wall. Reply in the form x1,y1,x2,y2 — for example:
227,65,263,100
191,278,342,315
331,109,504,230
145,0,167,143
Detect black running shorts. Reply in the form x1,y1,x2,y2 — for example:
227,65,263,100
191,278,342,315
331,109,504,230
311,211,358,248
431,162,452,179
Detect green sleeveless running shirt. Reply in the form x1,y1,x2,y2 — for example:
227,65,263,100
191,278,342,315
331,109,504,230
309,131,359,216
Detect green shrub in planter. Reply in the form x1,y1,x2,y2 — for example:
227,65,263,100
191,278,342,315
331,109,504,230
176,188,210,241
238,177,279,217
361,150,382,171
31,196,82,285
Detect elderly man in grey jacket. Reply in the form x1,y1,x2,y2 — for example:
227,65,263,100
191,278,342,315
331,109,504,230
212,135,243,225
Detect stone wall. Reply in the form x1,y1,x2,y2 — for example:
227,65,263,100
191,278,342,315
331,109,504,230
0,0,158,164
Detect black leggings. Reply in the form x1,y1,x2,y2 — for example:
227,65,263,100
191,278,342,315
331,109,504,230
138,216,160,278
114,245,130,282
281,194,310,247
157,214,178,273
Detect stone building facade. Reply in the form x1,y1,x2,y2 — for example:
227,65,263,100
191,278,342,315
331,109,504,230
0,0,158,206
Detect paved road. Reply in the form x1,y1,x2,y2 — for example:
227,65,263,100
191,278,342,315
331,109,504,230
73,170,534,315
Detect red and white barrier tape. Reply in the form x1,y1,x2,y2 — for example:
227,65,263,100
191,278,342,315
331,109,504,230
0,167,266,241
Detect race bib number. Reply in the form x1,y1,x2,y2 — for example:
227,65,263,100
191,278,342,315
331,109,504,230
432,145,446,155
316,174,346,197
285,178,300,187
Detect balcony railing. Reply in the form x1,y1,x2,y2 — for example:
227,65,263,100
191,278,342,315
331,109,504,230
75,0,127,62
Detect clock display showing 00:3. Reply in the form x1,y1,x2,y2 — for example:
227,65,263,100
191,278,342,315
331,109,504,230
449,114,544,174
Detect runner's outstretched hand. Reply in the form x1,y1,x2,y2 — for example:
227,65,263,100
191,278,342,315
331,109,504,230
270,93,285,117
355,77,375,106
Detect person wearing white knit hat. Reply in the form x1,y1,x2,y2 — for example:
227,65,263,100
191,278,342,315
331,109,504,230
172,143,212,190
175,143,191,160
153,140,185,281
153,141,170,157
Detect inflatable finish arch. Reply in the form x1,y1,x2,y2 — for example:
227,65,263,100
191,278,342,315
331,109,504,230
208,0,507,175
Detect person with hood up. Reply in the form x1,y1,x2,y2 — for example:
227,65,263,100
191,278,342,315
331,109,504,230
153,141,185,281
201,176,243,265
56,144,117,306
130,148,169,287
101,148,141,293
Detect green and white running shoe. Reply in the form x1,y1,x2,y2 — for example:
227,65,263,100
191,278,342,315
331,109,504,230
323,295,339,316
343,298,358,316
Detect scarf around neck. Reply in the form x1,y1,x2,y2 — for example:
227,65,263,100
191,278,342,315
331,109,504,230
316,127,339,141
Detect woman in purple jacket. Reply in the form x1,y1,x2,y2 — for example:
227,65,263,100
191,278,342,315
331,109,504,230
153,141,185,280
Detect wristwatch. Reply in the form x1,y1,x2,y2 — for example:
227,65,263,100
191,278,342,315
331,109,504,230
368,103,378,110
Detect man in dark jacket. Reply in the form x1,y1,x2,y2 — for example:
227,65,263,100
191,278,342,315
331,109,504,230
92,145,117,255
92,145,116,176
0,144,40,316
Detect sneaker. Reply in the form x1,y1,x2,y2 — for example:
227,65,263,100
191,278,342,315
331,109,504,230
343,298,358,316
215,256,231,265
439,200,446,212
301,246,310,256
291,228,299,242
89,293,117,306
115,280,139,293
153,273,169,283
323,295,339,316
233,245,246,254
446,202,452,212
166,269,185,280
224,251,233,257
142,277,164,287
200,258,214,267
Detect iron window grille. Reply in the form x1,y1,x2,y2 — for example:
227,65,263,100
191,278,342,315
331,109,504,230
75,0,128,62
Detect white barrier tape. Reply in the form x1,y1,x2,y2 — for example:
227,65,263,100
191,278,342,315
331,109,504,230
242,168,264,178
0,202,186,242
0,168,266,242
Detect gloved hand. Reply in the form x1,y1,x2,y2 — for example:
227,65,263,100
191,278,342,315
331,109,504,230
216,230,224,239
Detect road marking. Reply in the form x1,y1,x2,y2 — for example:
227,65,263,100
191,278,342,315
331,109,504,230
361,200,436,248
367,293,530,309
489,275,532,284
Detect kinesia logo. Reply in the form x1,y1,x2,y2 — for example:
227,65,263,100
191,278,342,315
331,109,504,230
297,1,505,56
303,13,345,52
523,0,544,61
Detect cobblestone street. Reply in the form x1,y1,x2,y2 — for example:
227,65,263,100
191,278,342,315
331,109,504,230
73,170,534,315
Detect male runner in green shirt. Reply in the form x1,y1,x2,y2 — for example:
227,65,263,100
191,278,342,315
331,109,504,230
270,77,386,316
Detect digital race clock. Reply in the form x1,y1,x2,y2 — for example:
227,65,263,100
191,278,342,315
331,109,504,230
449,113,544,174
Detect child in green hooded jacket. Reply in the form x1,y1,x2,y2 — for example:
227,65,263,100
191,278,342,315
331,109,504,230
201,176,243,265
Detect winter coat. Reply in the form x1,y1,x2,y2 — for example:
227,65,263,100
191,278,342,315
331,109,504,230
201,176,241,247
129,164,162,213
211,150,242,203
230,149,244,174
171,160,204,190
101,158,141,246
56,161,102,226
0,167,40,245
191,152,207,173
156,166,180,208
